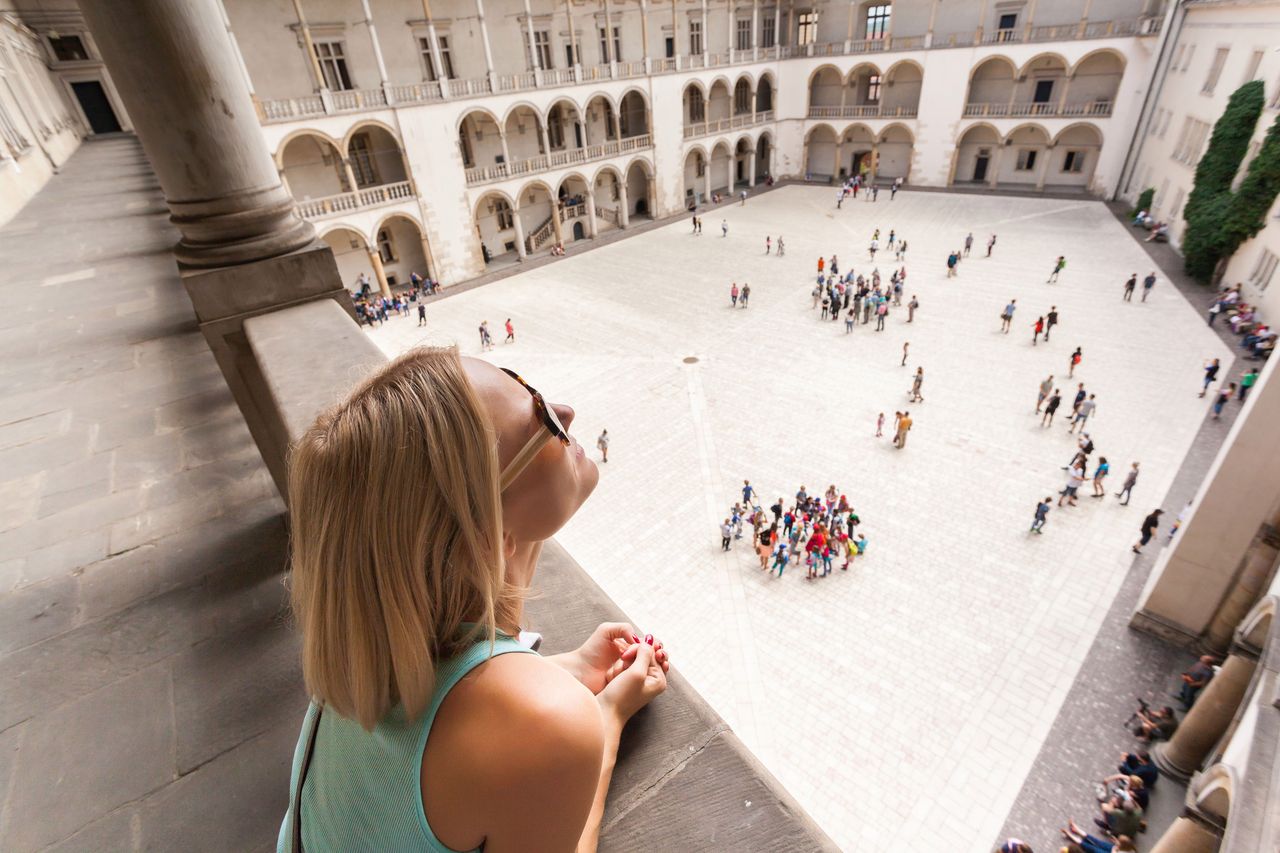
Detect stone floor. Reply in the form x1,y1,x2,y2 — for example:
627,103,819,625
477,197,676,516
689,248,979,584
372,185,1234,852
0,137,301,852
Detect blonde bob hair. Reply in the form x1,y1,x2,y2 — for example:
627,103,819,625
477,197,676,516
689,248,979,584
289,347,522,730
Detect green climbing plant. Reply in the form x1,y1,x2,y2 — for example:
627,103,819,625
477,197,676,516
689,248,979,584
1182,80,1280,282
1131,187,1154,218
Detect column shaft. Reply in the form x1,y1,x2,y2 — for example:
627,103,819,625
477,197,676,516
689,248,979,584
359,0,390,87
748,147,757,187
988,146,1003,188
701,0,709,55
618,179,630,227
586,188,598,237
474,0,497,84
1154,653,1257,781
421,0,450,97
290,0,328,92
512,212,527,258
1206,524,1280,652
367,247,392,298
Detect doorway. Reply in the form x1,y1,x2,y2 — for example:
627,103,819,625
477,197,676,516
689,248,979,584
973,149,990,182
1033,80,1054,103
71,81,121,134
572,221,586,241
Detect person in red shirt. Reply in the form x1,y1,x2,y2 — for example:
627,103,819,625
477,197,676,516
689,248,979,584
805,526,826,580
504,318,515,343
1033,316,1045,345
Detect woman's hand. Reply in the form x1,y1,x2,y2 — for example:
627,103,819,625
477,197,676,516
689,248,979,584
597,641,667,727
551,622,669,695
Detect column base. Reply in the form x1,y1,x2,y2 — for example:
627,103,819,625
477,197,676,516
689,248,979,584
1152,741,1197,783
1130,608,1206,653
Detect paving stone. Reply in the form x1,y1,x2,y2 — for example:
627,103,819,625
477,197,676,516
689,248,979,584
1,528,109,591
0,721,26,841
0,574,79,655
0,665,172,852
43,808,139,853
0,409,71,451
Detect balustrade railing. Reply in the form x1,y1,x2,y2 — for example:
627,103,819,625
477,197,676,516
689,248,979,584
597,206,619,225
962,100,1113,118
543,68,576,86
388,81,443,104
682,110,775,140
561,202,588,221
527,216,556,252
620,60,647,78
806,104,918,118
331,88,388,111
453,76,492,97
465,135,651,186
581,64,613,82
295,180,414,220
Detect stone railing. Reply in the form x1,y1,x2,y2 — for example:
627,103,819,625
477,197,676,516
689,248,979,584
464,134,653,187
597,205,619,225
294,180,414,220
526,215,557,251
961,100,1113,118
255,16,1161,125
806,104,919,119
561,202,588,221
682,110,776,140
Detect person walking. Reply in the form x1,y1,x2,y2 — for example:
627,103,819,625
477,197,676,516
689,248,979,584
1091,456,1110,497
504,318,515,343
1133,509,1163,553
893,410,913,449
1045,306,1059,341
730,282,739,307
1048,255,1066,283
1142,271,1157,302
776,236,785,256
765,235,772,255
1001,299,1017,334
1037,375,1055,412
845,308,856,333
740,189,748,206
910,367,924,402
946,251,958,278
1123,274,1136,301
869,238,879,260
908,295,919,322
875,300,888,331
417,303,427,327
1200,358,1220,397
1033,316,1045,345
986,233,997,257
740,283,750,307
1042,389,1062,426
595,429,610,463
1069,394,1097,434
720,519,733,551
721,219,728,237
1068,347,1082,378
876,412,885,437
817,256,825,274
1213,383,1235,419
964,232,974,257
1059,464,1085,506
1031,497,1051,534
1115,462,1140,505
901,341,910,367
1239,368,1260,401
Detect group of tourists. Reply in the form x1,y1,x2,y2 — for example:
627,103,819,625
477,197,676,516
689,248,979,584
721,481,868,581
1208,283,1276,361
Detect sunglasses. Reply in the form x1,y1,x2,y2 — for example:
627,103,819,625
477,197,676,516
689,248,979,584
498,368,570,492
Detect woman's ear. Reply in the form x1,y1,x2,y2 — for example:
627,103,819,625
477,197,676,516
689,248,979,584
502,527,518,561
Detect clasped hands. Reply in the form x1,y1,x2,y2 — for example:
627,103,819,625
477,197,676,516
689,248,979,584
549,622,670,721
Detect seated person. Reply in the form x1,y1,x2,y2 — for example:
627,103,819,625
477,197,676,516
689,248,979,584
1254,337,1276,360
1116,750,1158,789
1062,820,1136,853
1095,797,1142,838
1133,706,1178,742
1131,210,1150,227
996,841,1032,853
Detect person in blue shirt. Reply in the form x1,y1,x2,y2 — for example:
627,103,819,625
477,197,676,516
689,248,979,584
742,480,754,505
1031,498,1051,534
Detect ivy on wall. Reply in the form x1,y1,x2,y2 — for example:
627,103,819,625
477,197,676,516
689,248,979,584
1131,186,1154,218
1182,80,1280,282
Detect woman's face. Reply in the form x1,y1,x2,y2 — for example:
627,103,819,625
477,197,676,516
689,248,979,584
462,357,598,542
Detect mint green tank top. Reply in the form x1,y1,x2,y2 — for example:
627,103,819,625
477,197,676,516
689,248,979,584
277,636,536,852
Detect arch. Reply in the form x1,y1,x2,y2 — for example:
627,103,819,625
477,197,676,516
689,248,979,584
280,132,348,199
546,95,585,118
370,212,432,283
733,77,753,115
805,123,838,143
1017,51,1072,80
344,123,409,187
681,79,709,100
957,121,1003,144
619,88,650,137
621,154,654,178
592,163,624,185
514,178,557,209
500,99,547,128
884,58,925,83
808,65,845,109
878,122,915,143
754,131,772,179
733,70,756,89
806,64,843,89
1193,763,1237,822
624,157,653,217
953,122,1004,186
473,189,521,264
707,74,733,94
274,128,342,167
472,188,517,220
967,55,1017,83
734,132,756,151
1053,122,1104,147
556,170,592,197
582,90,618,112
320,225,379,293
583,93,618,143
757,70,777,90
845,61,883,85
371,210,425,243
683,147,708,206
1070,47,1127,77
837,121,876,142
1239,594,1277,649
1070,49,1126,108
617,85,651,112
756,72,775,113
456,106,502,135
318,224,368,247
1006,122,1052,143
710,139,733,158
341,118,402,156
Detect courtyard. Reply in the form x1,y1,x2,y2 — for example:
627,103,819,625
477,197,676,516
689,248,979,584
374,186,1229,852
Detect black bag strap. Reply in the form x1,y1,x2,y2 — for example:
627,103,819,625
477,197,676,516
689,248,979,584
291,704,324,853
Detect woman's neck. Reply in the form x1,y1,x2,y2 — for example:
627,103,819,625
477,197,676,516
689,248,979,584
495,539,542,634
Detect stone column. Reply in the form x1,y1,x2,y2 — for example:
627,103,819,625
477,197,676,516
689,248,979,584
512,212,527,259
640,0,651,71
367,247,392,298
1206,520,1280,652
1034,145,1051,190
618,179,630,227
846,0,856,49
647,175,657,215
521,0,540,82
421,0,450,97
870,143,880,181
988,146,1004,188
727,0,735,63
773,2,781,51
1055,76,1074,117
701,0,709,57
703,161,712,202
925,0,939,47
1154,652,1258,781
78,0,350,498
538,121,551,156
833,141,843,178
1023,0,1038,39
1078,0,1094,37
751,0,759,58
748,146,757,187
359,0,390,91
1147,815,1220,853
604,0,615,65
499,132,513,173
343,158,360,193
1134,360,1280,648
289,0,328,92
419,234,436,281
474,0,497,90
566,0,580,74
551,201,565,246
610,106,622,141
585,187,598,237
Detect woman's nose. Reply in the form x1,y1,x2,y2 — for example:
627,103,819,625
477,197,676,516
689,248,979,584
553,402,575,431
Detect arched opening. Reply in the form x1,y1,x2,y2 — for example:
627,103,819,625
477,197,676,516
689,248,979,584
683,148,707,206
280,133,347,201
707,80,731,124
1071,51,1125,115
734,138,752,187
619,90,650,138
503,105,546,165
546,99,585,152
710,142,732,196
755,133,772,180
584,94,617,144
684,83,706,127
473,191,519,265
625,159,654,218
953,124,1002,185
374,214,431,285
557,173,593,241
1013,54,1070,115
1001,124,1052,186
593,166,625,232
808,66,843,114
882,62,923,117
322,227,375,294
458,109,502,171
517,181,558,254
877,125,914,181
756,75,775,113
733,78,752,116
804,125,837,180
965,57,1017,116
845,63,883,111
839,124,876,180
345,124,409,189
1050,124,1102,191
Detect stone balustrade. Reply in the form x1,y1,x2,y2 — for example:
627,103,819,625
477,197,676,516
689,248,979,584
961,100,1114,118
463,133,653,187
681,110,776,140
805,104,920,119
294,180,414,220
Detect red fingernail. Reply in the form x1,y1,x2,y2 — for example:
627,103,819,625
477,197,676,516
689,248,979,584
645,634,654,645
632,635,641,643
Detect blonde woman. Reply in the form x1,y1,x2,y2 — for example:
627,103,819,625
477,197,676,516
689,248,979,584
280,348,669,852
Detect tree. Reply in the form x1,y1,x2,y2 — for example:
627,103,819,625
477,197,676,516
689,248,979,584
1181,80,1280,282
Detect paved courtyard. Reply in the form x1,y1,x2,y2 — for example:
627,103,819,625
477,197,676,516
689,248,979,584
373,186,1230,852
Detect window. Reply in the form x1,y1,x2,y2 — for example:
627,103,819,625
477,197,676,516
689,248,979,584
865,5,890,40
1202,47,1229,94
997,13,1018,40
689,88,705,122
1173,117,1211,164
494,198,514,230
1170,186,1186,219
419,36,455,81
690,20,703,54
762,16,776,48
867,74,881,103
48,35,88,62
1249,249,1279,291
1171,44,1185,70
1062,150,1086,173
348,133,380,187
314,41,353,91
1147,108,1164,138
0,100,28,153
1181,43,1196,72
599,26,621,62
737,18,752,50
1244,49,1264,84
377,228,395,263
1016,149,1038,171
524,29,553,70
797,12,818,46
1160,109,1173,139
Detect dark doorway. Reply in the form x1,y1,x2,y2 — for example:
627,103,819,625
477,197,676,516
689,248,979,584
665,37,675,58
973,150,990,182
71,81,121,134
635,197,648,215
852,151,869,177
572,221,585,240
1033,80,1055,103
736,159,744,182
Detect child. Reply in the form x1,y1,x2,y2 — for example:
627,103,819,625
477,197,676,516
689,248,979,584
876,412,885,437
855,534,868,555
772,542,789,576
